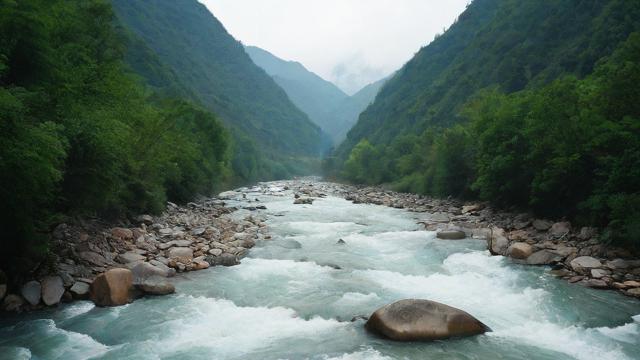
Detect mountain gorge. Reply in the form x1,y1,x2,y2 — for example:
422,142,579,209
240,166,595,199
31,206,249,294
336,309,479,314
245,46,386,144
334,0,640,248
112,0,328,180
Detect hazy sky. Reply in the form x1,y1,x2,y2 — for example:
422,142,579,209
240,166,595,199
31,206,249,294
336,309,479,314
200,0,469,95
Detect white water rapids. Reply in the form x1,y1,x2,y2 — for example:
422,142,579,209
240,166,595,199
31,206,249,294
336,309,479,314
1,183,639,359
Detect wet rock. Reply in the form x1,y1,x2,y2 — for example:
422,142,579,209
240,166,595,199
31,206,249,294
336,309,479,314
90,268,133,307
526,250,564,265
136,215,153,226
167,247,193,262
278,239,302,249
41,276,65,306
0,284,6,301
336,239,346,245
117,251,146,264
70,282,90,299
3,294,24,312
570,256,602,274
627,288,640,297
549,222,571,238
365,299,490,341
507,242,533,259
138,276,175,295
584,279,608,289
532,219,553,231
131,262,170,284
436,230,466,240
293,197,314,205
209,253,239,266
489,227,509,255
111,227,133,240
21,281,41,306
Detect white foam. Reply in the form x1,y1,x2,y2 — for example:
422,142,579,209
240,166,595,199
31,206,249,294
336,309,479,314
333,292,380,308
596,316,640,344
144,296,345,357
323,348,393,360
59,301,95,320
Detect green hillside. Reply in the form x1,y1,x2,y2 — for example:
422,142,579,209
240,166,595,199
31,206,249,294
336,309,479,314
112,0,328,180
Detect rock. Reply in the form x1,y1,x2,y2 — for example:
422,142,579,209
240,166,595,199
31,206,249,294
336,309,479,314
208,248,223,256
436,230,466,240
549,222,571,238
209,253,238,266
606,259,633,269
167,247,193,262
507,242,533,259
3,294,24,312
136,215,154,225
21,281,41,306
117,251,146,264
293,197,314,205
526,250,564,265
584,279,609,289
278,239,302,249
578,227,597,240
489,227,509,255
570,256,602,274
41,276,64,306
111,227,133,240
365,299,490,341
0,284,6,301
90,268,133,307
70,282,90,299
138,276,175,295
461,204,483,214
590,269,611,279
79,251,108,267
627,288,640,297
149,260,176,277
568,276,584,283
193,259,210,270
336,239,346,245
532,219,553,231
623,280,640,288
131,262,170,284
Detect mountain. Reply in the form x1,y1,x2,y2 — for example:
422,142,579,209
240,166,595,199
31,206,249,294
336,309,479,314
245,45,385,144
337,0,640,158
333,0,640,247
111,0,327,180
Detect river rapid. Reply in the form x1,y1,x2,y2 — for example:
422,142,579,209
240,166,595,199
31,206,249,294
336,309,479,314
1,182,639,360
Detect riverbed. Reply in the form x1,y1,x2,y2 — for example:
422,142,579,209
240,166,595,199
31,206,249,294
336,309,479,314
1,183,639,359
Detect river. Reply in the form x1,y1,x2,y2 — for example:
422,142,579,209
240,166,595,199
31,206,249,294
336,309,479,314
1,182,639,359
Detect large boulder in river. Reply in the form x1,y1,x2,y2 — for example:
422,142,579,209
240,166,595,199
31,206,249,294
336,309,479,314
365,299,490,341
90,268,133,307
131,262,170,283
436,230,466,240
41,276,64,306
488,227,509,255
137,276,175,295
526,250,564,265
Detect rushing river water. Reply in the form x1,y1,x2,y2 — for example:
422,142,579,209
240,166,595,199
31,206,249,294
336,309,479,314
1,184,639,360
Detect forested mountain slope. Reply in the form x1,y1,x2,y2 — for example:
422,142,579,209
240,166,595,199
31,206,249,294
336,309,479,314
333,0,640,248
246,46,386,144
112,0,328,179
337,0,640,157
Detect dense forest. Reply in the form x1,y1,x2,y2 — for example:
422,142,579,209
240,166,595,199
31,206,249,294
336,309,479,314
0,0,322,276
331,0,640,248
111,0,328,182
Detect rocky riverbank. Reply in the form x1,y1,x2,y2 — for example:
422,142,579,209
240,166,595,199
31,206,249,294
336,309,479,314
283,179,640,299
1,197,268,312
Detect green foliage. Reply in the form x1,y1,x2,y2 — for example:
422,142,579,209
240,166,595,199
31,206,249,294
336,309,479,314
0,0,231,275
111,0,327,180
338,32,640,249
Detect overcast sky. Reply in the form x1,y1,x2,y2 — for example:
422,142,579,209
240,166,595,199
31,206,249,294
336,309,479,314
200,0,470,95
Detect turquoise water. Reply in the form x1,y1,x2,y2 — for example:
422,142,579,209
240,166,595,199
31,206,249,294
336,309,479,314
1,186,639,359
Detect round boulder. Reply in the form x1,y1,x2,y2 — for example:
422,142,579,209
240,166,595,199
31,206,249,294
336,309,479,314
138,276,175,296
507,242,533,260
365,299,491,341
21,280,41,306
90,268,133,307
70,281,90,299
570,256,602,274
41,276,65,306
436,231,466,240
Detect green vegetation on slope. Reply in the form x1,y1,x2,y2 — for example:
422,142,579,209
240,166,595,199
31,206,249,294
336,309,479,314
335,0,640,248
111,0,328,180
245,45,386,144
0,0,231,275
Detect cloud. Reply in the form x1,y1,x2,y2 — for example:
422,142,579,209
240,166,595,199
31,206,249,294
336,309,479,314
199,0,469,93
